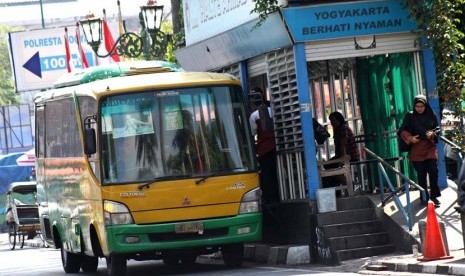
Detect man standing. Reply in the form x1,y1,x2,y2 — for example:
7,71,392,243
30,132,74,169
249,88,280,204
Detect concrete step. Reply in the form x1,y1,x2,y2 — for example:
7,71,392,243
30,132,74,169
327,232,391,250
316,208,376,227
336,196,372,211
322,220,383,238
335,244,396,262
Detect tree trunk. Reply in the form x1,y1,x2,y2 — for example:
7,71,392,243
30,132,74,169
171,0,182,35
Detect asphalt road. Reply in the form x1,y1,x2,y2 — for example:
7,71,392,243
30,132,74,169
0,238,364,276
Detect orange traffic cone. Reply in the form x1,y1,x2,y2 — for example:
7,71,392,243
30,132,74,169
417,202,453,261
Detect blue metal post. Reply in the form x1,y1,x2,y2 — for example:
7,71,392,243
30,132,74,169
421,46,448,189
293,43,319,200
405,181,412,231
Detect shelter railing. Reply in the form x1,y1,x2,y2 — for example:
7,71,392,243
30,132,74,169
440,134,463,177
364,148,425,231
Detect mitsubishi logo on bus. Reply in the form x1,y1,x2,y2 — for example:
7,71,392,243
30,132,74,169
182,196,191,206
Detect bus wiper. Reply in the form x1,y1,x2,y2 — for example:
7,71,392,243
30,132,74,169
195,173,216,185
138,180,156,190
137,175,190,190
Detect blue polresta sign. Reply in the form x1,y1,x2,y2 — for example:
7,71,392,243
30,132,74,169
283,0,417,42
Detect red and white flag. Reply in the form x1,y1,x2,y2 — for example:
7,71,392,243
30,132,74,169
64,27,72,72
75,24,89,69
102,19,120,62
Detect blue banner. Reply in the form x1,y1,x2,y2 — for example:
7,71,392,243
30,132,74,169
283,0,417,42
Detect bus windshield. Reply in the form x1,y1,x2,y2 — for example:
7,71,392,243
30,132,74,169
100,85,255,184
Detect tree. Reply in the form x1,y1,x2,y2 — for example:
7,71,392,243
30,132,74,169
171,0,182,35
170,0,185,49
407,1,465,107
155,0,184,63
0,25,20,105
407,1,465,145
251,0,280,26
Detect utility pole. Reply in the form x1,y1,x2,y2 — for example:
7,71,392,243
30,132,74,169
39,0,45,28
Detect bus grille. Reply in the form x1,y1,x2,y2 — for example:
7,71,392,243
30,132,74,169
148,228,228,242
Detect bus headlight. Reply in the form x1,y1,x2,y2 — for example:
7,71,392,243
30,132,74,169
239,188,262,214
104,200,134,226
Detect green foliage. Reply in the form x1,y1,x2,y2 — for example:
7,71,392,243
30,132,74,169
251,0,279,26
407,0,465,104
0,25,20,105
407,0,465,144
161,20,182,63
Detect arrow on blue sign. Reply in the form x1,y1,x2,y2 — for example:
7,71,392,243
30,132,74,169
23,51,42,78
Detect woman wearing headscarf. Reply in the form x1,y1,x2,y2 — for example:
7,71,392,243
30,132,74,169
399,95,440,206
321,112,359,194
328,111,360,162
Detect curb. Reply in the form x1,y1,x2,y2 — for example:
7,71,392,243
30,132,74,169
24,239,45,248
244,244,310,265
368,259,465,275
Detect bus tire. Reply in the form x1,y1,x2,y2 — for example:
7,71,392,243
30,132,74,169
61,246,82,273
222,243,244,268
81,255,99,273
106,253,126,276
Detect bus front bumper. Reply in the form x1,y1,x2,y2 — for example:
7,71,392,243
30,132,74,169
105,213,262,254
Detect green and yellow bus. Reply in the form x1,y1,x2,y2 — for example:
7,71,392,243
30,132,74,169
35,61,262,275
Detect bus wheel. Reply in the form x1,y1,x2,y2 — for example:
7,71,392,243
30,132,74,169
222,243,244,268
81,255,99,273
61,246,82,273
106,253,126,276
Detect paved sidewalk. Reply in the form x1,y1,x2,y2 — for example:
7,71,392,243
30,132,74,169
242,180,465,275
363,180,465,275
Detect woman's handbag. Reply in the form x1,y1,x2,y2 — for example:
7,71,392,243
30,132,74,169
313,119,330,145
397,112,412,152
397,129,411,152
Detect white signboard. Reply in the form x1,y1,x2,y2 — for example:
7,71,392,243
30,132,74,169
183,0,287,46
9,26,95,92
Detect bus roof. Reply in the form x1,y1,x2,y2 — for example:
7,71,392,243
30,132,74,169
35,62,241,103
53,60,183,89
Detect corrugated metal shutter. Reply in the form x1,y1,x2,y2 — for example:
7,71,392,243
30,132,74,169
267,48,307,200
305,32,420,61
216,64,240,79
267,48,301,151
247,55,267,77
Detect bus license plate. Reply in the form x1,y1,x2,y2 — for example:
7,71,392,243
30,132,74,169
175,222,204,233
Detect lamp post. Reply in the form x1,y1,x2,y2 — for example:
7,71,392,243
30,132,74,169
79,0,168,60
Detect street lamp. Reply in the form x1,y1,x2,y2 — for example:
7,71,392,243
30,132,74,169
79,0,168,60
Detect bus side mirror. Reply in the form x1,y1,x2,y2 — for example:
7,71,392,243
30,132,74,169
84,115,97,156
84,128,96,155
